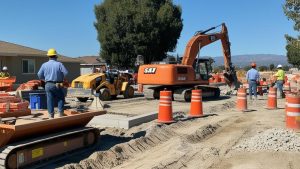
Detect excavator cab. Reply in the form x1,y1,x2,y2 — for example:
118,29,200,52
193,58,211,81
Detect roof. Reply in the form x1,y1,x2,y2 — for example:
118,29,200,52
77,56,106,64
0,40,80,63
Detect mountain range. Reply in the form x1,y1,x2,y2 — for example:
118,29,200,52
211,54,288,67
77,54,289,68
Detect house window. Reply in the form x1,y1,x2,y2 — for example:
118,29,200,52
22,59,35,74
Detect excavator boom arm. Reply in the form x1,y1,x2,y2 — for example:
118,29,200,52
181,23,238,88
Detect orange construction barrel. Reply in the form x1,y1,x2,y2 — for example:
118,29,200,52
157,90,174,123
236,88,247,111
267,87,277,109
284,82,290,92
286,94,300,129
189,89,203,117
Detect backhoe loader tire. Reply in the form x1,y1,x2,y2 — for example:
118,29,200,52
99,88,111,101
153,89,160,99
111,95,117,100
184,90,192,102
213,88,221,98
77,97,88,102
123,86,134,99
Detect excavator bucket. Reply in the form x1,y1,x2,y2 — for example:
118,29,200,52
223,70,240,93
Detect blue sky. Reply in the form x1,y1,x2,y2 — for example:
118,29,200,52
0,0,297,57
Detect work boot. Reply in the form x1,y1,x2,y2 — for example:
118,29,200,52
59,111,64,117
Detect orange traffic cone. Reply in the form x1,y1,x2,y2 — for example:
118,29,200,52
157,90,174,123
236,88,247,111
267,87,277,109
189,89,203,117
286,94,300,129
285,93,290,123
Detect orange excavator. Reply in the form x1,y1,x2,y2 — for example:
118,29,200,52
138,23,239,101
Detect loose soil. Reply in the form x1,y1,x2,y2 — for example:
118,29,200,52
56,93,299,169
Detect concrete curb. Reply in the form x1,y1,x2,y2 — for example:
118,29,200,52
88,111,158,129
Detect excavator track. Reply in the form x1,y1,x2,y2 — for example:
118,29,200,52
0,127,99,169
143,85,220,102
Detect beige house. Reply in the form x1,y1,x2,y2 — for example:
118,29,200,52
0,40,81,84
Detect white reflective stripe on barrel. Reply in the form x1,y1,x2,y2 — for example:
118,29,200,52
160,100,172,104
159,103,172,107
237,97,246,99
191,99,201,102
268,95,276,98
287,103,300,108
287,112,300,117
160,96,171,99
237,92,246,95
269,91,276,94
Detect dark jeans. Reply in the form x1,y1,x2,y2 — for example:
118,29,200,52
45,83,65,118
248,80,257,98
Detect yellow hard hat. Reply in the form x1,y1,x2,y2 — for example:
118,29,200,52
47,48,57,57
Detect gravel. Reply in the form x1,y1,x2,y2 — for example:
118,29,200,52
233,128,300,152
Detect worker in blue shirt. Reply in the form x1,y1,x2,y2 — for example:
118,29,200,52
246,62,260,100
37,48,68,118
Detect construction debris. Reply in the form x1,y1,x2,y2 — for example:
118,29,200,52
233,128,300,152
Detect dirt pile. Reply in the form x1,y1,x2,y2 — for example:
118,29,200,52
63,125,176,169
63,122,222,169
233,128,300,152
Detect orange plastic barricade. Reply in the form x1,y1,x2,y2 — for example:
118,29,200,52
138,84,143,93
257,86,263,96
267,87,277,109
213,74,221,83
157,90,174,123
0,93,9,97
0,108,31,118
0,101,29,112
286,94,300,129
220,74,226,83
0,96,21,103
189,90,203,117
0,76,16,91
236,88,247,111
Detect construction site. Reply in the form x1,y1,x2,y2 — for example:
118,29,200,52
0,0,299,169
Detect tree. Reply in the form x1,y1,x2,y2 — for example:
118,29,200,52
269,64,275,71
258,66,268,72
283,0,300,67
282,65,290,71
243,65,251,71
213,65,224,73
94,0,183,68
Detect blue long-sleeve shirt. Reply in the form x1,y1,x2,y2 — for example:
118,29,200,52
37,59,68,82
246,68,259,81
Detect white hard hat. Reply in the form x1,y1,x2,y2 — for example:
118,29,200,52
2,66,7,71
277,64,282,68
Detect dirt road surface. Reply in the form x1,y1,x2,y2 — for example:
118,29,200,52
58,94,300,169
